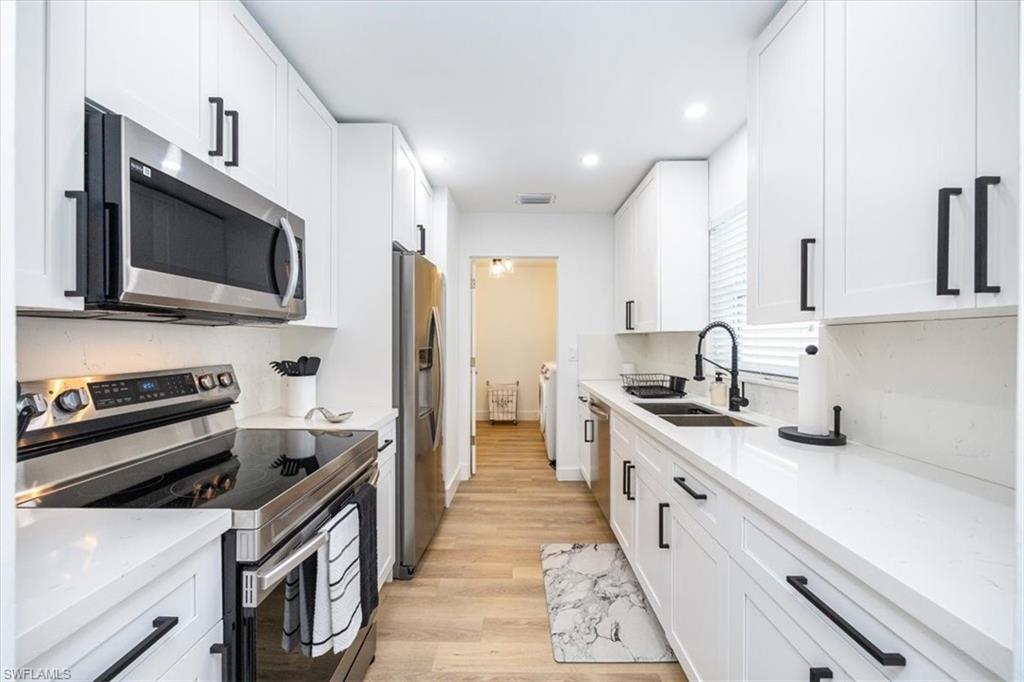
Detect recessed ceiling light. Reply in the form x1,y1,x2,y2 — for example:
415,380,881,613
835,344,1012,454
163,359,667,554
581,153,600,168
422,152,446,168
684,102,708,120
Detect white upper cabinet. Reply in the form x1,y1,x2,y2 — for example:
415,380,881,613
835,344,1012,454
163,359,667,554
748,0,824,325
393,133,418,252
85,1,219,163
823,0,976,319
217,1,289,205
415,170,433,258
614,161,709,333
287,66,338,328
751,0,1019,323
15,0,85,311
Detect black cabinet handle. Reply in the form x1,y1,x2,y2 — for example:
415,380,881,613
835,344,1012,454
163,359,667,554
94,616,179,682
63,190,88,297
208,96,224,157
936,187,962,295
800,238,816,311
210,642,231,682
377,439,394,453
658,502,669,549
974,176,1001,294
786,576,906,667
625,300,636,330
809,667,833,682
673,476,707,500
225,109,239,167
417,224,426,255
625,464,635,500
621,460,630,496
584,419,594,443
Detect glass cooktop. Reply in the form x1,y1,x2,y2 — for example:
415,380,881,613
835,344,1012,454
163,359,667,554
25,428,375,511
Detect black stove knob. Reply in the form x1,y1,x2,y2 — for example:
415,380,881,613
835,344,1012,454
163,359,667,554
217,372,234,388
55,387,89,413
198,374,217,391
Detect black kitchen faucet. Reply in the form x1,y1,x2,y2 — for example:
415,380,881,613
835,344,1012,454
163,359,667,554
693,321,749,413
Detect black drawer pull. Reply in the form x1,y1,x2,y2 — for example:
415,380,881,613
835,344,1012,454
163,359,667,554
208,96,224,157
625,463,635,500
210,642,231,681
418,224,426,255
809,667,833,682
377,439,393,453
936,187,962,296
225,109,239,167
786,576,906,667
974,175,1001,294
94,616,179,682
658,502,669,549
673,476,707,500
584,419,594,443
621,459,630,496
625,300,635,330
800,238,816,311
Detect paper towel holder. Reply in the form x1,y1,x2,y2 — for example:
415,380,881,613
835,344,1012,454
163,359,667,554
778,405,848,446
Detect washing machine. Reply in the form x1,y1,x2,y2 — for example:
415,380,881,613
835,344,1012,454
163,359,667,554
538,361,557,463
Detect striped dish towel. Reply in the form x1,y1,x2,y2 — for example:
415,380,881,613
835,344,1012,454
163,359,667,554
281,502,363,657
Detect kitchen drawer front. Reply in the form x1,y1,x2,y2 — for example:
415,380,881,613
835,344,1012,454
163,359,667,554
736,507,993,681
28,539,223,680
157,620,225,682
610,412,636,453
667,457,723,536
634,431,670,477
378,420,397,451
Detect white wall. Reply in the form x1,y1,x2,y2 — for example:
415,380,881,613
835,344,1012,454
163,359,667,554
435,188,463,505
17,318,283,418
474,260,556,420
708,126,747,223
458,212,614,481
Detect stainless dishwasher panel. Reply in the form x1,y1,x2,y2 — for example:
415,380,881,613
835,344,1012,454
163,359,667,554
589,398,611,523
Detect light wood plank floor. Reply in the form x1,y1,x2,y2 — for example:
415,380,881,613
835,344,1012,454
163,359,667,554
366,421,687,681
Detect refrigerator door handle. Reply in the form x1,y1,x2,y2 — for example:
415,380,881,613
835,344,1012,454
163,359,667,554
431,305,444,451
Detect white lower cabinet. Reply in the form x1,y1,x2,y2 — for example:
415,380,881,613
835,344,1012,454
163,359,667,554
578,394,592,486
632,465,671,621
609,445,635,561
730,562,851,682
157,621,226,682
376,420,398,588
669,502,730,682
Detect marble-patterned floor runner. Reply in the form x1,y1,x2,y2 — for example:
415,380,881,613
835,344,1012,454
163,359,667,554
540,543,676,663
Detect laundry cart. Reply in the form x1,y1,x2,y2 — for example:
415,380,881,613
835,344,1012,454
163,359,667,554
486,381,519,425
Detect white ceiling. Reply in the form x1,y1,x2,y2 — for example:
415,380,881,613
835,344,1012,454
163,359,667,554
245,0,782,214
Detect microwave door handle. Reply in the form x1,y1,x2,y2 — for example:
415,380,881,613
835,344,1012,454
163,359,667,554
279,216,300,306
242,530,328,607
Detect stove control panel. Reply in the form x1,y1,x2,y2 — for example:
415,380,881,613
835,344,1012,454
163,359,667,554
16,365,240,445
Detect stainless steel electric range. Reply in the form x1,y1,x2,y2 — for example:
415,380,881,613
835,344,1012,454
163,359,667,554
16,365,379,682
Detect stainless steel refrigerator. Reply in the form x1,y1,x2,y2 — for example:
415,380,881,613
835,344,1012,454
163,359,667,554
393,249,446,580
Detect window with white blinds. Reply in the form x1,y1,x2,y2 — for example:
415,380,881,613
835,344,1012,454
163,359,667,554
708,208,817,378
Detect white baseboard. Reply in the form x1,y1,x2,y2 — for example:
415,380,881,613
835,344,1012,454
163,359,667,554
556,467,583,482
445,464,467,506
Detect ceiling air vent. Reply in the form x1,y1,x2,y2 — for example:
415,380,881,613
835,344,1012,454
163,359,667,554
516,193,556,206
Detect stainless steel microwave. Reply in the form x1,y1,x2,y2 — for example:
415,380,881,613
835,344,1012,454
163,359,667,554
68,103,305,325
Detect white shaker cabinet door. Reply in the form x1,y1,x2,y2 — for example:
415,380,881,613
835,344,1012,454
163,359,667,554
217,0,288,204
632,174,660,332
669,502,729,682
415,171,432,258
15,0,85,311
974,0,1019,309
613,200,635,332
609,446,635,562
287,67,338,329
376,448,397,588
823,0,976,319
85,0,219,163
392,135,418,251
748,0,824,324
632,468,671,622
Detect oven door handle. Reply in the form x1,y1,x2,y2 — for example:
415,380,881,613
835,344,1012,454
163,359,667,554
279,216,300,307
244,531,328,607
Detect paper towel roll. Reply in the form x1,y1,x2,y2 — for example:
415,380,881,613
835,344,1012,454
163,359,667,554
797,346,829,435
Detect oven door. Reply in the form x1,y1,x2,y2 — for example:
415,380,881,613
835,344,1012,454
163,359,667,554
104,115,305,321
237,465,377,682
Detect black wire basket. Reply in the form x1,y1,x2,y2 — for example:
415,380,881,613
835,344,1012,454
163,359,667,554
620,373,688,399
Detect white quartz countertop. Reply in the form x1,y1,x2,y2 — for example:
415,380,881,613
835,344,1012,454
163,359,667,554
15,508,231,664
581,380,1015,677
237,406,398,432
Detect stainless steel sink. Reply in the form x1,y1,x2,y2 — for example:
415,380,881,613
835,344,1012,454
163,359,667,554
636,402,720,416
660,414,756,428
